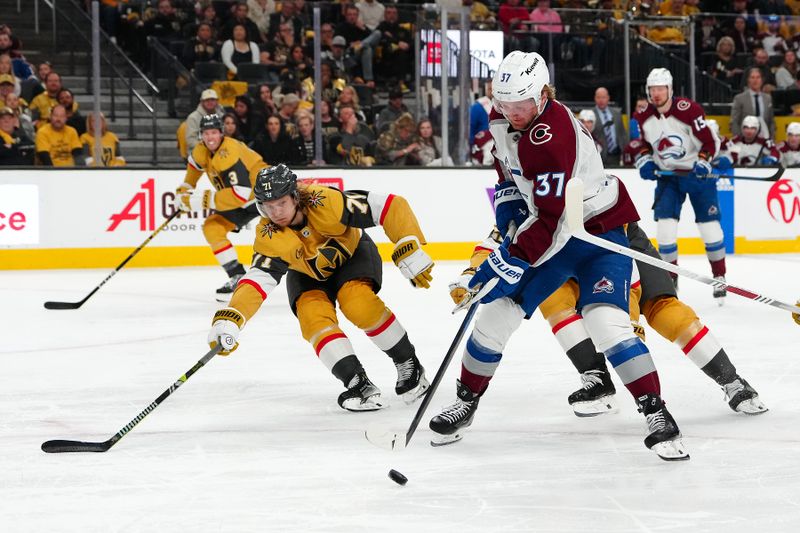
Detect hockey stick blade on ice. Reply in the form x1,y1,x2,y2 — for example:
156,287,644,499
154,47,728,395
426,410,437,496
657,167,785,182
44,211,181,310
564,178,800,316
41,345,222,453
365,302,480,451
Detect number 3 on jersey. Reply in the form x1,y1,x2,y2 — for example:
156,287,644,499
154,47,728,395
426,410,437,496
534,172,565,197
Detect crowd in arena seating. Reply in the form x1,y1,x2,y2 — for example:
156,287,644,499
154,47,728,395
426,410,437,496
0,24,125,167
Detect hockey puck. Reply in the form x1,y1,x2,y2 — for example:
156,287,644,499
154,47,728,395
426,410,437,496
388,469,408,486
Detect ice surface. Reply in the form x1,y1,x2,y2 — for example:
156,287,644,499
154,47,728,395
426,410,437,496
2,256,800,532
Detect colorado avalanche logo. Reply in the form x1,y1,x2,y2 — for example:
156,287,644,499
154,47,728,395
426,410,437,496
766,179,800,223
656,134,687,160
528,123,553,145
260,221,280,239
676,99,691,111
593,277,615,294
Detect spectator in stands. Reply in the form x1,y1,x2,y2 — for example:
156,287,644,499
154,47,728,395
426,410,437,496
255,83,278,117
182,22,220,69
319,98,340,137
322,36,352,81
0,27,21,58
248,0,276,42
293,110,323,165
376,4,412,90
250,113,302,164
498,0,533,53
81,112,126,167
276,92,301,130
192,4,223,40
0,74,17,109
35,105,83,167
469,80,492,145
759,15,786,59
2,92,34,140
591,86,627,166
747,48,778,91
647,17,685,45
729,16,758,55
578,109,604,154
286,44,312,81
222,111,245,141
232,94,259,143
185,88,225,150
335,85,367,123
775,49,800,90
357,0,385,32
56,89,85,137
301,61,345,106
528,0,564,58
307,22,335,58
0,54,20,96
267,0,303,42
696,14,723,54
29,72,62,129
261,22,295,80
221,1,262,43
731,67,776,138
145,0,183,46
377,112,419,166
415,118,447,166
376,88,410,133
464,0,496,30
778,121,800,167
335,4,381,88
0,106,35,166
293,0,309,29
712,36,744,88
328,103,375,166
729,115,780,166
28,62,52,101
221,23,260,78
628,95,649,140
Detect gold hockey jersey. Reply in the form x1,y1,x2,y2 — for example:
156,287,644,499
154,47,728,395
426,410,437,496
229,185,427,320
183,136,267,211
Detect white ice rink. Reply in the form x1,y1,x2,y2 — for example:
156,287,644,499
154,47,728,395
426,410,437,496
3,255,800,532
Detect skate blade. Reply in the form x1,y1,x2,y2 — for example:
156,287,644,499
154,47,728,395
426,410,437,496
341,394,388,412
215,294,233,303
571,394,619,417
365,425,406,451
401,375,430,405
651,438,690,461
430,432,464,447
735,397,769,415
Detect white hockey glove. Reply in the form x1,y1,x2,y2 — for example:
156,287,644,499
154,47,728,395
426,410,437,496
175,185,215,212
449,267,477,305
208,308,246,356
391,236,434,289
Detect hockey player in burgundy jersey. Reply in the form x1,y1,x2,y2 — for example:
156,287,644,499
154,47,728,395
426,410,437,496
729,115,781,167
429,51,689,461
633,68,727,304
778,122,800,168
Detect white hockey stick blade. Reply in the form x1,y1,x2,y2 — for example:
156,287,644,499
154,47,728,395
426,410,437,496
451,278,499,314
564,179,800,316
365,425,406,451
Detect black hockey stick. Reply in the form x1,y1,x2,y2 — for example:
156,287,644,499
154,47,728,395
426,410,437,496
41,344,222,453
565,178,800,316
365,302,480,450
657,166,785,182
44,211,181,310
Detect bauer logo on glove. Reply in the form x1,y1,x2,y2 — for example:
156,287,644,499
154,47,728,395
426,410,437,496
392,236,434,288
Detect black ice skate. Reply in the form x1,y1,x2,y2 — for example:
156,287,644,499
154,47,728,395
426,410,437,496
568,369,619,417
429,380,480,447
215,273,243,302
723,376,768,415
394,355,430,404
713,276,727,306
636,394,689,461
337,373,386,412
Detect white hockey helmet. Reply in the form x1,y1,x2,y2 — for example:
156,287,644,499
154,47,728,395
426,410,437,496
646,67,673,103
578,109,596,124
706,118,720,137
492,51,550,107
787,121,800,136
742,115,760,130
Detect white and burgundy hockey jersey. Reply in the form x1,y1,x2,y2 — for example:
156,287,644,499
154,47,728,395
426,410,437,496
777,141,800,167
471,129,494,166
633,97,719,170
729,135,780,167
489,100,639,267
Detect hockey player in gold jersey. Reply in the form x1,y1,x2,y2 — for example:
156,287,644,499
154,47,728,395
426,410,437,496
175,114,268,301
206,164,433,411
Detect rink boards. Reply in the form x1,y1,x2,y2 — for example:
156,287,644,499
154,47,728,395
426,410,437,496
1,167,799,269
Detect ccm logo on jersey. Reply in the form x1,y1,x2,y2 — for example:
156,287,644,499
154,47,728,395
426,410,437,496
592,277,615,294
488,254,524,281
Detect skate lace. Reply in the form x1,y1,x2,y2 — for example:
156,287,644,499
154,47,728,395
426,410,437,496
438,399,472,424
722,379,744,401
645,410,666,433
395,359,415,383
580,370,605,390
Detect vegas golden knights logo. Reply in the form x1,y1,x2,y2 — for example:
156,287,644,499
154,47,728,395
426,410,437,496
307,239,352,279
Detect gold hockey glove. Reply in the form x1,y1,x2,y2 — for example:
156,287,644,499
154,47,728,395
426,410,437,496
391,236,434,289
